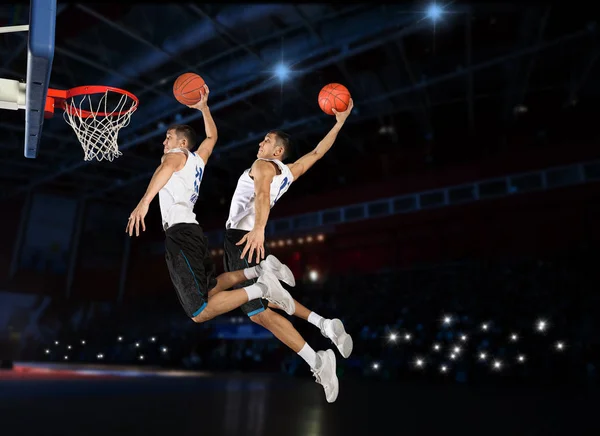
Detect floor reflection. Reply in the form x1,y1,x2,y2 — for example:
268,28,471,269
0,367,597,436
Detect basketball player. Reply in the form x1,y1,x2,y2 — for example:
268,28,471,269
221,99,355,403
125,84,296,325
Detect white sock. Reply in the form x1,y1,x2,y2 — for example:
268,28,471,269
243,265,262,280
297,342,321,369
244,283,264,300
308,312,325,330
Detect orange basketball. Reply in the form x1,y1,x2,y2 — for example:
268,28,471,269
318,83,351,116
173,73,206,106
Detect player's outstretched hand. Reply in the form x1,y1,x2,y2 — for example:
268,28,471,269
126,201,149,237
332,98,353,123
187,84,210,111
236,229,265,264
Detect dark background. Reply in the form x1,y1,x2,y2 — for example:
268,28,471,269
0,2,599,435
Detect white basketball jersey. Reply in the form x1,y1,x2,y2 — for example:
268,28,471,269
226,158,293,231
159,148,205,229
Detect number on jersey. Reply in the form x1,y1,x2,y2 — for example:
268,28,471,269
190,165,203,204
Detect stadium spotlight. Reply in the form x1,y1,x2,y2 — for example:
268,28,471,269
426,3,443,21
274,63,290,81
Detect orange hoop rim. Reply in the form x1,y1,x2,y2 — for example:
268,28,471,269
45,85,139,118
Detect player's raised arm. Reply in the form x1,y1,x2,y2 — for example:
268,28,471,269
236,159,277,263
126,152,186,237
288,99,353,181
187,85,217,164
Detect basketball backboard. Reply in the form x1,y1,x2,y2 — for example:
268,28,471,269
0,0,56,158
0,0,136,162
25,0,57,158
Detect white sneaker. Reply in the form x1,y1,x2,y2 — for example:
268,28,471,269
320,319,353,358
260,255,296,287
257,271,296,315
312,349,339,403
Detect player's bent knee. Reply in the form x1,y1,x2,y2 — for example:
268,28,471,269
191,303,210,323
249,309,271,326
192,313,207,323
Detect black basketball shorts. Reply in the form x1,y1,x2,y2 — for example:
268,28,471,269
223,228,271,317
165,223,217,319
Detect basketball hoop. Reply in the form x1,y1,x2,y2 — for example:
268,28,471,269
45,85,139,162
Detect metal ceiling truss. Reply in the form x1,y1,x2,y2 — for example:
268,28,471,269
394,39,434,138
502,7,542,123
4,8,424,199
567,32,600,103
5,15,593,201
1,5,594,203
110,5,408,138
362,25,592,107
514,5,553,107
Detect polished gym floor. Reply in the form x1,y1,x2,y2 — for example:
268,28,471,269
0,363,597,436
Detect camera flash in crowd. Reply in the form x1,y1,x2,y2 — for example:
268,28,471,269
536,319,548,332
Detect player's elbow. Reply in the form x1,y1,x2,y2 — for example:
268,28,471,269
203,137,218,149
308,150,325,165
198,140,216,157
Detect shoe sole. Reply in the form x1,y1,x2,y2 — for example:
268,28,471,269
261,272,296,315
266,255,296,287
331,319,353,358
325,349,339,403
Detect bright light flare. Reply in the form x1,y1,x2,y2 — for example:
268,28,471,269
274,63,290,81
536,319,548,332
426,3,443,21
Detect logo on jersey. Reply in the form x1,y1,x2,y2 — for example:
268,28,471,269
190,165,203,205
273,177,290,205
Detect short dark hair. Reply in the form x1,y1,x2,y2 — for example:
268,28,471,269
268,129,291,160
168,124,197,150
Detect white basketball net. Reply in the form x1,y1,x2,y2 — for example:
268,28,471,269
62,90,137,162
